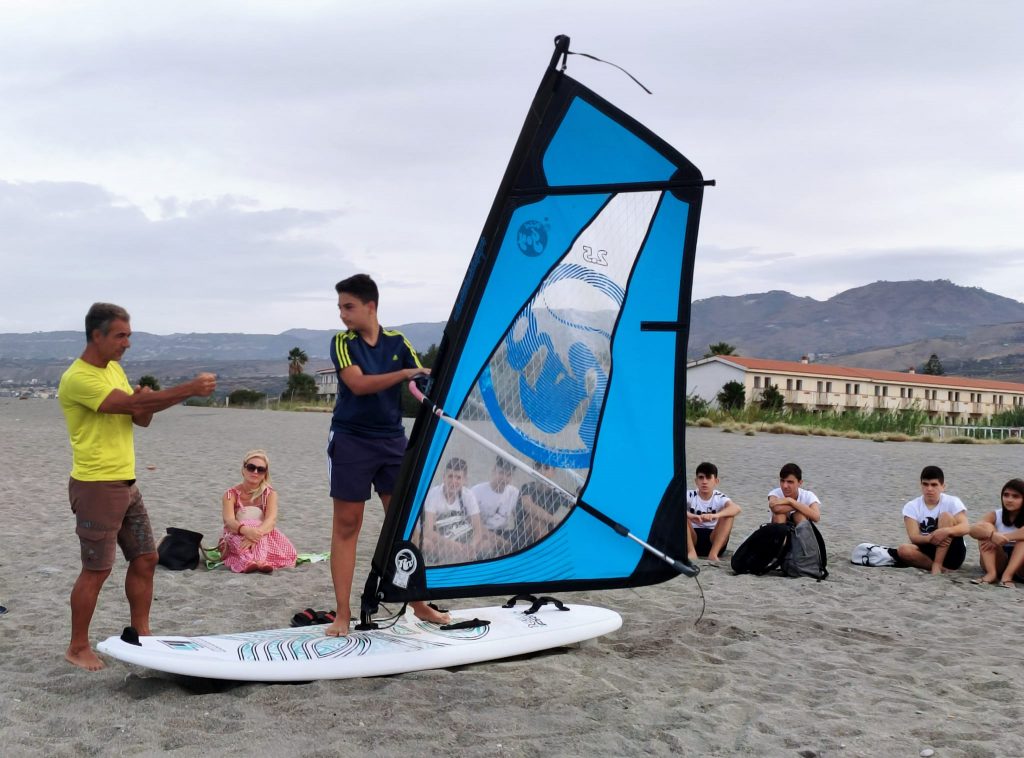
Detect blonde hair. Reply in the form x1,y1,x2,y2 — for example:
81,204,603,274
242,449,272,499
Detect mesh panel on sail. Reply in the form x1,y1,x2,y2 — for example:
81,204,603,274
412,191,661,569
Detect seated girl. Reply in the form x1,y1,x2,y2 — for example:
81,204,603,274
969,478,1024,588
220,450,297,574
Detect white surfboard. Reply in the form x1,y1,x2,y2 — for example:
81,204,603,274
97,603,621,681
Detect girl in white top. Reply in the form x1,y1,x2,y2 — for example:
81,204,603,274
968,478,1024,588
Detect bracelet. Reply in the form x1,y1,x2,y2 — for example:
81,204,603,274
237,524,245,534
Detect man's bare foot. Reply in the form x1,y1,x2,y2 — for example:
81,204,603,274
65,646,105,671
412,601,451,625
324,618,350,637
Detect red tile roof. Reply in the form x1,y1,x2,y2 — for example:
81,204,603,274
701,355,1024,393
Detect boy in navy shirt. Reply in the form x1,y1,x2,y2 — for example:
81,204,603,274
325,274,449,636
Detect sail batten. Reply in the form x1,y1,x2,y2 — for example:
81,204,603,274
361,36,707,618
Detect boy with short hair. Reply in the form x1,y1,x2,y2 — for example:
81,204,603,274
686,461,742,561
768,462,821,525
325,274,449,636
422,457,487,562
897,465,969,575
471,456,520,533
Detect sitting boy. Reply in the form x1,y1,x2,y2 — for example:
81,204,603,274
768,462,821,525
420,457,486,564
686,461,742,561
897,465,969,575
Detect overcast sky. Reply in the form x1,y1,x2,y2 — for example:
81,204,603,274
2,0,1022,335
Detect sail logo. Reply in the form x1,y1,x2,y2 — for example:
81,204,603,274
581,246,608,266
516,220,548,257
392,548,417,589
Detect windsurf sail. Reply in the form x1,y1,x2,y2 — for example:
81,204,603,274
362,35,711,617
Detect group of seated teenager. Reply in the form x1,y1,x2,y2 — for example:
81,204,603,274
686,460,1024,588
418,455,573,564
685,461,820,562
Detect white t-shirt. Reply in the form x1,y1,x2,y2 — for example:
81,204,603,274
471,481,520,531
993,508,1017,544
686,489,732,530
423,485,480,540
901,493,966,534
768,487,820,514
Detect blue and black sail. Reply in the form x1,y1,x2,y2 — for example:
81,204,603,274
362,35,711,614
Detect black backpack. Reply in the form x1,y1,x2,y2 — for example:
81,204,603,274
731,523,792,575
157,527,203,570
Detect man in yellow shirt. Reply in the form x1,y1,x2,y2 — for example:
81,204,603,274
59,303,217,671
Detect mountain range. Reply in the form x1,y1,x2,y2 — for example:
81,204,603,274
5,280,1024,389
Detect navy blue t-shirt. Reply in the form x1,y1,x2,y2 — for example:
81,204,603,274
329,327,422,438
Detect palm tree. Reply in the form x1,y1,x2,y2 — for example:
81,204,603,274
705,342,737,358
288,347,309,376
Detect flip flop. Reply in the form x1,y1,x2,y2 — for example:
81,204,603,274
312,610,337,624
970,577,989,585
290,608,317,627
998,581,1016,589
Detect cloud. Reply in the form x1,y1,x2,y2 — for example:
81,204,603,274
0,179,349,332
1,1,1023,333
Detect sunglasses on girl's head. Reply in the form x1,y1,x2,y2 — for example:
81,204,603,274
244,463,267,474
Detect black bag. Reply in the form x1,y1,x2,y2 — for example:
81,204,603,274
157,527,203,570
782,520,829,581
731,523,792,575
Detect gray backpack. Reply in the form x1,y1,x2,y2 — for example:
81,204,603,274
782,520,828,581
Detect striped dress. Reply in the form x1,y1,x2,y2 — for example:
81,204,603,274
220,485,297,572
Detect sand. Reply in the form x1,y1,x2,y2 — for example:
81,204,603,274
1,399,1022,757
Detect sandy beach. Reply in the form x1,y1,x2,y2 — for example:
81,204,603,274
1,399,1022,757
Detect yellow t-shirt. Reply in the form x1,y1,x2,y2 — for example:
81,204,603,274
58,358,135,481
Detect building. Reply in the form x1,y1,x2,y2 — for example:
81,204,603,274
316,368,338,402
686,355,1024,424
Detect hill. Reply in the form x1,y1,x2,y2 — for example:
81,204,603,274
687,279,1024,361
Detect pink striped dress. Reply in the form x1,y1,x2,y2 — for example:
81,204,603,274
220,485,297,573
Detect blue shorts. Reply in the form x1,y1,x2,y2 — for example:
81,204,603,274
327,429,407,502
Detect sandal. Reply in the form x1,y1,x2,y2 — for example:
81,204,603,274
290,608,317,627
313,610,337,625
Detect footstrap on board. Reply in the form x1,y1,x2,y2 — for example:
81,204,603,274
439,618,491,631
502,594,570,615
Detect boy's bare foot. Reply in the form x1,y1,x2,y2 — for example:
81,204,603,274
412,601,451,625
65,646,105,671
324,618,350,637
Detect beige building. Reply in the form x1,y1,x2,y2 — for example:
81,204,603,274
316,367,338,401
686,355,1024,424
